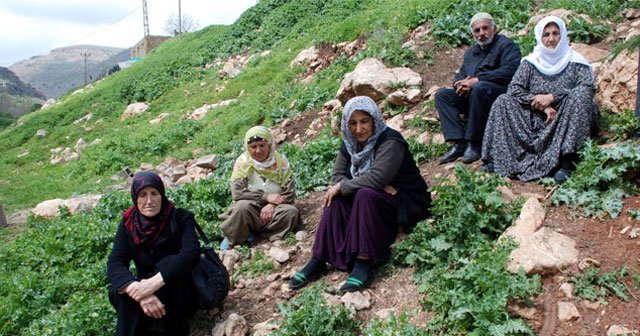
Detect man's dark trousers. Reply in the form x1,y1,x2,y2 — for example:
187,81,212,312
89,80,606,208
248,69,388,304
435,81,507,143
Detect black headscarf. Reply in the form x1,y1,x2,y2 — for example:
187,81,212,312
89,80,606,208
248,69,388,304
123,171,175,246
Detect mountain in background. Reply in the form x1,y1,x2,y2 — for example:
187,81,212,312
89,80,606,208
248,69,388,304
9,45,130,99
0,66,45,117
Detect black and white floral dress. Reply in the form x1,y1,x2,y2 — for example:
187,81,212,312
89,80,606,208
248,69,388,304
481,60,598,181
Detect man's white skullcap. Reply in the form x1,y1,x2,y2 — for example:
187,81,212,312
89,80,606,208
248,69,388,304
469,12,494,31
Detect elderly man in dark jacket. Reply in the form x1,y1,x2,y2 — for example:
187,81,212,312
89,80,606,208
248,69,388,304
436,12,521,164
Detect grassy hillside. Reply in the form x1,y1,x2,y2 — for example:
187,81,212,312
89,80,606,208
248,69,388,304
0,0,639,334
2,0,636,213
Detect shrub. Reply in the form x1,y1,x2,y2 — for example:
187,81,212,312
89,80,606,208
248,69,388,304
274,283,358,336
551,140,640,219
572,267,632,305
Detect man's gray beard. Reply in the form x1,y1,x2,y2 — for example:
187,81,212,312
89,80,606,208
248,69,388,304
476,35,494,48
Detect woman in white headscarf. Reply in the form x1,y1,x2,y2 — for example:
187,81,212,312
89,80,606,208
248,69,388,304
481,15,599,183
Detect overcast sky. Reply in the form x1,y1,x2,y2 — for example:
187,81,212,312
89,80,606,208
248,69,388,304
0,0,257,67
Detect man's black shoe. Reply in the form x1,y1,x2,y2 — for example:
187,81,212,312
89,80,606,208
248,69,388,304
438,143,465,164
461,143,481,164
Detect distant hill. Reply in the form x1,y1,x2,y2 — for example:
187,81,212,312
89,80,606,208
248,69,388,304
0,66,45,117
9,45,130,99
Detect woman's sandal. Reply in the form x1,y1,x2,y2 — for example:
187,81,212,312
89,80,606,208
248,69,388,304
339,274,374,292
288,270,326,290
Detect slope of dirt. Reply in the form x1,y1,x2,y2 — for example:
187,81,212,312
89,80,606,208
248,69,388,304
192,23,640,336
192,158,640,335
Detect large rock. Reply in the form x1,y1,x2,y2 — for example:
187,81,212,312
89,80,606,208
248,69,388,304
608,325,638,336
597,49,638,113
186,99,238,120
120,102,149,120
501,197,545,244
557,301,581,322
340,291,371,311
195,154,219,170
65,194,102,215
32,195,102,218
252,319,278,336
32,199,66,217
570,43,608,64
291,47,319,68
224,313,249,336
507,227,578,275
336,58,422,103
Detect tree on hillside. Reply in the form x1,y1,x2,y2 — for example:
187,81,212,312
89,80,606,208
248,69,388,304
0,111,16,129
163,13,200,36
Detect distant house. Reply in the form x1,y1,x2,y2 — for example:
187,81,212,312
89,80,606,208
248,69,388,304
131,35,171,59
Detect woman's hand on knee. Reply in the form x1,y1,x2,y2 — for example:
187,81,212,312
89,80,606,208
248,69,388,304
383,185,397,195
140,295,166,319
260,204,276,224
125,273,165,302
324,183,341,208
543,107,557,124
531,94,554,111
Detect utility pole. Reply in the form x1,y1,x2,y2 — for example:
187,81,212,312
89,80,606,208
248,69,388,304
80,52,91,85
142,0,150,36
178,0,182,35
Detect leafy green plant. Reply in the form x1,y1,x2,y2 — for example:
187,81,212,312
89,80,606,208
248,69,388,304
407,138,448,164
280,132,340,197
361,27,419,67
572,267,632,305
551,140,640,219
418,0,534,48
567,16,610,44
544,0,636,20
421,240,540,335
395,166,523,269
232,249,274,282
600,108,640,142
629,209,640,222
393,167,537,334
274,283,358,336
610,34,640,60
362,310,424,336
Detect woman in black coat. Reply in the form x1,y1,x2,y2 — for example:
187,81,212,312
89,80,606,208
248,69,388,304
107,171,200,335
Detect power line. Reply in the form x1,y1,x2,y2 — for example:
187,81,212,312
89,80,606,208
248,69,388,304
0,6,141,67
62,6,141,48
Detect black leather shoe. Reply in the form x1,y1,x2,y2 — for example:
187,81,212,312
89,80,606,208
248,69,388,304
481,162,494,173
461,143,481,164
438,143,465,164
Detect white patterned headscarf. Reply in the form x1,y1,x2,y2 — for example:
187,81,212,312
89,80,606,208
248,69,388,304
341,96,387,177
523,15,591,76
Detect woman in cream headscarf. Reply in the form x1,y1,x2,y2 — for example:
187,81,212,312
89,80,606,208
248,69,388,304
481,15,599,183
219,126,299,249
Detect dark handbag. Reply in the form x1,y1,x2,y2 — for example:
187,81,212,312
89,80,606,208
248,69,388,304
191,222,230,309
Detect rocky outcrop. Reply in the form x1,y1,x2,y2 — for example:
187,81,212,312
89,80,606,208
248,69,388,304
32,194,102,218
120,102,149,120
186,99,237,120
597,48,638,113
337,58,422,103
500,198,579,275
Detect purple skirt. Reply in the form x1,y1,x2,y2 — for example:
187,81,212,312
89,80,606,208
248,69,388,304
312,187,399,270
